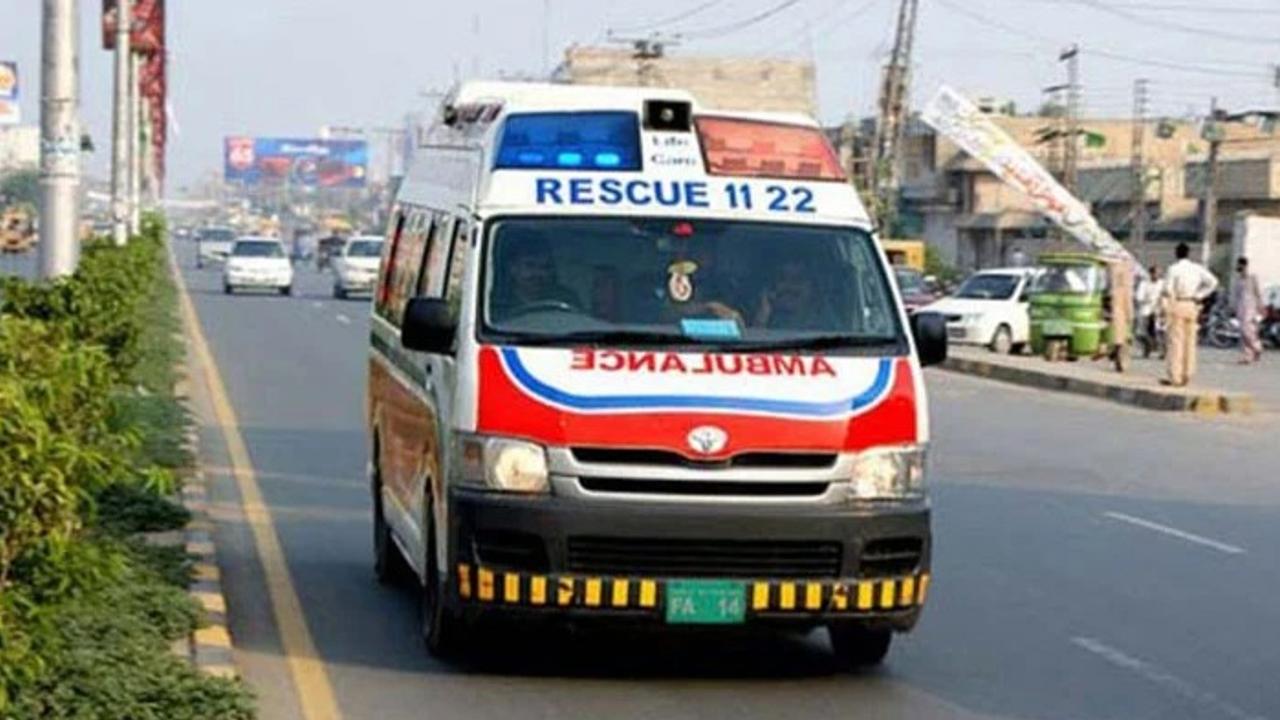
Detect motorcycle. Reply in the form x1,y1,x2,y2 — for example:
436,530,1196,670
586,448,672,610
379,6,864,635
1262,304,1280,349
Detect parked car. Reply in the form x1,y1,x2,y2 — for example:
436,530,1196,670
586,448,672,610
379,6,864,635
921,268,1039,354
331,235,384,299
223,237,294,296
893,266,938,315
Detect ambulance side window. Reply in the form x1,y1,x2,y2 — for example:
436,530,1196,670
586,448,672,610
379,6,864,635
379,207,430,327
444,219,470,321
374,211,407,322
417,211,455,298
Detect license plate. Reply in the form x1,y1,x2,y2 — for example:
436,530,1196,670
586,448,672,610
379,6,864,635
665,580,746,625
947,328,966,339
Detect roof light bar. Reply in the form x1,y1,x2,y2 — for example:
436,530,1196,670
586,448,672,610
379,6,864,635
495,112,642,171
695,116,847,182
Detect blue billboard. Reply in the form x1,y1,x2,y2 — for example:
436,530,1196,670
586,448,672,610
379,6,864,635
224,136,368,187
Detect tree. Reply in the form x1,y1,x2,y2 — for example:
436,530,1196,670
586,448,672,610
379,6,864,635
0,170,39,207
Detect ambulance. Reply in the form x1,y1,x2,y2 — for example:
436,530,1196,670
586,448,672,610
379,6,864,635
367,81,947,667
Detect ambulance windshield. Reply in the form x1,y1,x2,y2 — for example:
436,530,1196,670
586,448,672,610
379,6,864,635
482,218,904,351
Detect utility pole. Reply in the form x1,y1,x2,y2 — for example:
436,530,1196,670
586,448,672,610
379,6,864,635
110,0,131,246
128,50,142,233
1060,44,1081,196
608,34,676,87
872,0,919,233
38,0,81,278
1130,78,1149,261
1201,97,1222,267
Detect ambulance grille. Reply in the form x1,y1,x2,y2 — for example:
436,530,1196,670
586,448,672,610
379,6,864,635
578,477,829,497
567,537,842,578
571,448,837,470
859,538,924,578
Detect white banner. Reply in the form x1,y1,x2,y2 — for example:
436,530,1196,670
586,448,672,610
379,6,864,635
921,86,1134,265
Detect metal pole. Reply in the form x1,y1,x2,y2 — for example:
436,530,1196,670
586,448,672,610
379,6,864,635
1061,44,1080,196
110,0,131,246
128,50,142,232
1130,78,1149,262
38,0,81,278
1201,97,1221,267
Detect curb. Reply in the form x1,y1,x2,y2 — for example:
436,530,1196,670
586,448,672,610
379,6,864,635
171,251,239,679
940,354,1256,415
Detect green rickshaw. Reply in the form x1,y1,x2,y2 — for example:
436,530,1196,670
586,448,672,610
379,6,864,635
1028,253,1113,361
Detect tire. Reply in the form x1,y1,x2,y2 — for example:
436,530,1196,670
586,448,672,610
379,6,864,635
223,283,233,295
371,453,411,586
280,285,293,297
421,503,466,660
829,624,892,669
989,325,1013,355
1208,320,1237,349
1010,342,1026,356
334,285,347,300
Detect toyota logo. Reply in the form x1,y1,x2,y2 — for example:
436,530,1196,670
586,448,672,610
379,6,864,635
686,426,728,456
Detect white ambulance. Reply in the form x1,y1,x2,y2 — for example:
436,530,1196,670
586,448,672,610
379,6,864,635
367,81,947,667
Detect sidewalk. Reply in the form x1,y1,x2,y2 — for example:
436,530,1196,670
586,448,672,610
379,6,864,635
941,345,1272,415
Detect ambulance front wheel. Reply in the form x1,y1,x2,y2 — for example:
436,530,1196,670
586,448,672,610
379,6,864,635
828,623,892,669
421,504,466,659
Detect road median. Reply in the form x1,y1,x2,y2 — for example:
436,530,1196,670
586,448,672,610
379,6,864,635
940,348,1256,415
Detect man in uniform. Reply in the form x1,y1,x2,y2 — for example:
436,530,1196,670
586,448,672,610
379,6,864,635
1161,242,1219,386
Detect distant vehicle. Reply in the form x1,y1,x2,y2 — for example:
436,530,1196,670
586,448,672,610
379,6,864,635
881,239,925,271
921,268,1038,354
173,226,192,241
893,266,937,315
223,237,294,296
331,236,383,299
196,226,237,268
315,234,347,271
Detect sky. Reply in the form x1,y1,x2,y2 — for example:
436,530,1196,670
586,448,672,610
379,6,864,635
4,0,1280,191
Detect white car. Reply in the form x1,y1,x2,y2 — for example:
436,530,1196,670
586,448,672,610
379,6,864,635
330,236,383,299
195,226,236,268
921,268,1038,354
223,237,294,296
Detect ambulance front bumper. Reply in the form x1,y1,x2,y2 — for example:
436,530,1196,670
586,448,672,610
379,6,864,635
446,487,931,630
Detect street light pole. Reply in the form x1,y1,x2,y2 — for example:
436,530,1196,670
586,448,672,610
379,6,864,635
110,0,132,246
38,0,81,278
1201,97,1221,267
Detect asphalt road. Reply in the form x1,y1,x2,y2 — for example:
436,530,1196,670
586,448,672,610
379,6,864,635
177,239,1279,720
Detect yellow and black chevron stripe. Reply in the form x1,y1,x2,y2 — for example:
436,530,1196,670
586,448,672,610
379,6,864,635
456,564,930,614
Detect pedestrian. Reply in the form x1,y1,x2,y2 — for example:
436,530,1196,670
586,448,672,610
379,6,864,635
1161,242,1219,386
1232,256,1264,364
1136,265,1164,357
1009,246,1029,268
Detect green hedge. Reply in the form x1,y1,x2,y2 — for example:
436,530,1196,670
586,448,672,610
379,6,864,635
0,218,254,718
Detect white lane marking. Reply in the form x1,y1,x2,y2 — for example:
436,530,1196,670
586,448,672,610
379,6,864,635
1072,637,1268,720
335,314,351,325
1103,511,1246,555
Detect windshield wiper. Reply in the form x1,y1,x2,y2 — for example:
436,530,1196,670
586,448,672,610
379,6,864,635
731,334,901,352
495,329,691,347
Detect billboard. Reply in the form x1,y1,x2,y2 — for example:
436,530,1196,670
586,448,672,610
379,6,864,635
224,137,368,188
0,62,19,125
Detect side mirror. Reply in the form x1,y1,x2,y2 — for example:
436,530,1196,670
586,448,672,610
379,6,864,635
402,297,455,354
911,311,948,367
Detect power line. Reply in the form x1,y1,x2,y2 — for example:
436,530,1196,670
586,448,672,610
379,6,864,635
932,0,1271,80
677,0,804,39
608,0,728,34
1067,0,1280,46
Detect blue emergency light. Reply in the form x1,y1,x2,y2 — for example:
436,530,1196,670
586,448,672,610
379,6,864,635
495,112,641,171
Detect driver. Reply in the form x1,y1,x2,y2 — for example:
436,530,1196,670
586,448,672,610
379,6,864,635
490,236,579,321
754,258,836,330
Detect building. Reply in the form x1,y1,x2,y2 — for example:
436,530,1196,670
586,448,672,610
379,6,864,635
558,46,817,116
0,125,39,171
897,109,1280,271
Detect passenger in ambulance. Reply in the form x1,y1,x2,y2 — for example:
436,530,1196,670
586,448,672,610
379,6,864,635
489,237,581,322
754,258,839,331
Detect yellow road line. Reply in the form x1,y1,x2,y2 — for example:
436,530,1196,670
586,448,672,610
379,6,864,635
171,250,343,720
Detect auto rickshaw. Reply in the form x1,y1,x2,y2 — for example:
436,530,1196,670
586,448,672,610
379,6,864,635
1028,252,1113,362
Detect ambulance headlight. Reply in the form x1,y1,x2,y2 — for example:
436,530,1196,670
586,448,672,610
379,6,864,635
847,447,926,501
456,435,549,494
